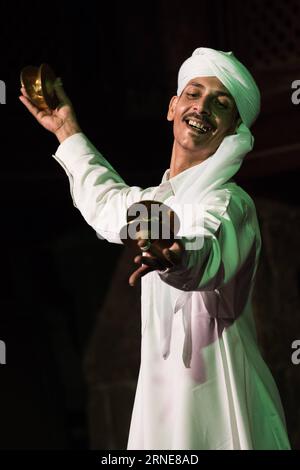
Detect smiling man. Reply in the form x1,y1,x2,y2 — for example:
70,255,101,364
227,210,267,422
168,76,241,176
20,47,291,450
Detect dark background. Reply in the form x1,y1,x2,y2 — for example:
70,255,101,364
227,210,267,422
0,0,300,450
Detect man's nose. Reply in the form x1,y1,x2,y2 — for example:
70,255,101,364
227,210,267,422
192,97,211,115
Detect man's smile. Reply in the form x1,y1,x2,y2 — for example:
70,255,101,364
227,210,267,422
184,117,214,135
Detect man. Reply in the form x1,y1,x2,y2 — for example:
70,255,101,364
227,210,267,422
19,47,291,450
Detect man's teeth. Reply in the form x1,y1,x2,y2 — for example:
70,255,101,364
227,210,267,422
188,119,210,133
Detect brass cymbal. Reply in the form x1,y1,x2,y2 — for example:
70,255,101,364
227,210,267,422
20,63,59,110
120,200,180,256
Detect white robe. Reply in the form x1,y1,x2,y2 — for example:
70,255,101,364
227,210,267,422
53,132,291,450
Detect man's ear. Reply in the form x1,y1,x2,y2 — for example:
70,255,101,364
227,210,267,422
167,96,179,121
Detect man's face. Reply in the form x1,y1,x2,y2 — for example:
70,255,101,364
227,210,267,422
167,76,241,158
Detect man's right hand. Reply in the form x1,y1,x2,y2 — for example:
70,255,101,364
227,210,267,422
19,78,82,143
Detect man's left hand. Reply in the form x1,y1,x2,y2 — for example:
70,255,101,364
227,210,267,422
129,238,185,287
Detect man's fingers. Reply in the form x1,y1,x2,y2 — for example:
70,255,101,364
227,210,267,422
169,239,184,253
19,94,46,119
162,241,183,265
137,239,166,259
132,238,184,284
137,238,181,267
134,255,142,264
134,253,164,269
137,239,151,251
129,264,154,287
134,254,165,270
20,86,31,99
162,248,176,265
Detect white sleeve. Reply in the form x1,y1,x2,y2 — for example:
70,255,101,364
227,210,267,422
158,189,259,291
53,132,157,244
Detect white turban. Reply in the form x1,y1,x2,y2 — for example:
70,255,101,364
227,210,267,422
177,47,260,128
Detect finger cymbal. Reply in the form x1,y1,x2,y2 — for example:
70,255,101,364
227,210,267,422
120,200,180,255
20,63,59,110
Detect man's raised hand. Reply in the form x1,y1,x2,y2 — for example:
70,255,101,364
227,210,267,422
19,78,81,143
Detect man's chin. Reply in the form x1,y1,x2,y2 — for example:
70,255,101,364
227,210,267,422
181,135,211,150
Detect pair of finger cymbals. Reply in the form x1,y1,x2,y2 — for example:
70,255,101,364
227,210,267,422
20,63,59,110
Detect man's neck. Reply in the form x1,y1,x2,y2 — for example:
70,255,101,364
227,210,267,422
169,142,212,178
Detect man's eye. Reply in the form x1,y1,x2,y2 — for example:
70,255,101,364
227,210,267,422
187,92,198,98
216,99,228,109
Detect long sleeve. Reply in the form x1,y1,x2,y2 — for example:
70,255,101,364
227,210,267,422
53,132,157,243
159,188,259,292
